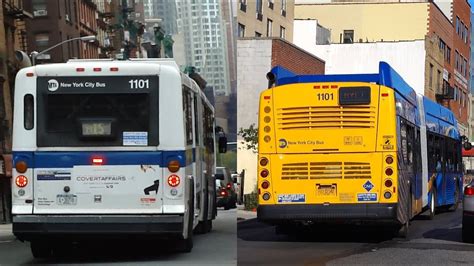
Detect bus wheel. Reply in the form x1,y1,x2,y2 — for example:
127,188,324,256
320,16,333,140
428,189,436,220
448,185,460,212
31,241,52,258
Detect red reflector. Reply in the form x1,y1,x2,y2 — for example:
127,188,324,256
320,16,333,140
26,73,34,77
322,85,329,89
313,85,321,89
382,93,389,97
331,85,338,89
393,186,396,193
76,68,85,72
93,67,102,72
264,96,271,100
465,187,474,196
110,67,119,71
168,174,180,187
92,158,103,165
15,175,28,188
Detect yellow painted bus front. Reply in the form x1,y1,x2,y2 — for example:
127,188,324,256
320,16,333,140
257,82,399,222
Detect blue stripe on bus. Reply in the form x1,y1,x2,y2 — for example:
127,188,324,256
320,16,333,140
12,150,195,168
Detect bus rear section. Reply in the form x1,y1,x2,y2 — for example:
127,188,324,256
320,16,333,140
11,66,195,255
257,81,401,224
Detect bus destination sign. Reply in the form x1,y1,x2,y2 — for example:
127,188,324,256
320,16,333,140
339,87,371,105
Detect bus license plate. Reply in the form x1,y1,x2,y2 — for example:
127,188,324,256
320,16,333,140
316,184,336,197
56,194,77,205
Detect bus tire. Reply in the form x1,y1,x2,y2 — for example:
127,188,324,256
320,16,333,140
206,220,213,233
448,183,460,212
31,241,52,258
195,177,209,235
428,189,436,220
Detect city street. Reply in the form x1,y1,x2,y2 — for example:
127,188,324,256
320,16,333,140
0,209,236,265
238,208,474,265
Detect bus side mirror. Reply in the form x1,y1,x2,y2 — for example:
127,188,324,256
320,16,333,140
218,135,227,153
464,142,472,150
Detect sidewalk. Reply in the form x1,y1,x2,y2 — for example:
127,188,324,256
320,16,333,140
0,223,14,242
237,204,257,221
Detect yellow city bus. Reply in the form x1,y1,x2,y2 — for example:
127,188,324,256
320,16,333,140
256,62,467,236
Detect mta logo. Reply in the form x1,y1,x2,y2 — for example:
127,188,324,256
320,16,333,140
363,180,374,192
47,79,59,91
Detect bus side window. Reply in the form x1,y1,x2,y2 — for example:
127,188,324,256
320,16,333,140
428,133,435,172
193,94,199,145
182,87,193,145
24,94,34,130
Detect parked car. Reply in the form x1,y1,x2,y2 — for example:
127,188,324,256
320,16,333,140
463,181,474,243
215,167,237,210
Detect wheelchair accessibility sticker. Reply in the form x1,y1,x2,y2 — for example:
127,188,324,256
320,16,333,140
357,193,377,202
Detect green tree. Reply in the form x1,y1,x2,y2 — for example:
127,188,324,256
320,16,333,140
238,123,258,153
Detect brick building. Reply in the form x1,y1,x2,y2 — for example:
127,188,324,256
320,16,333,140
237,37,325,194
23,0,103,63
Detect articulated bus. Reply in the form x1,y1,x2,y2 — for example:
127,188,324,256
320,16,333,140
257,62,469,236
11,59,226,257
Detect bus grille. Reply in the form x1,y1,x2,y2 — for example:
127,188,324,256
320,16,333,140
281,162,371,180
276,106,376,130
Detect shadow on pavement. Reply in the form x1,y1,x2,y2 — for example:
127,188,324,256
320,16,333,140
423,227,462,243
238,218,395,244
30,239,185,264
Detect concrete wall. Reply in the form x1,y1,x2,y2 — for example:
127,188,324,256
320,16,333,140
237,39,272,194
295,2,429,44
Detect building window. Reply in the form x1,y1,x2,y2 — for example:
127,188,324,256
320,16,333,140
32,0,48,16
256,0,263,15
343,30,354,44
455,50,459,71
446,46,451,63
239,0,247,12
280,26,286,39
456,16,461,35
266,19,273,37
281,0,287,16
35,33,49,48
238,23,245,38
429,64,433,89
255,31,262,37
437,70,441,93
268,0,274,9
464,25,469,43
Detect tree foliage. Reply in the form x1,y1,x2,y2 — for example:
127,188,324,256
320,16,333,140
238,123,258,152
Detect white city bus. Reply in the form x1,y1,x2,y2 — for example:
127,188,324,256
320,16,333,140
11,59,226,257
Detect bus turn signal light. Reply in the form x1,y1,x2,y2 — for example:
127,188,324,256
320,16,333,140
15,175,28,188
167,160,180,173
168,175,180,187
15,161,27,173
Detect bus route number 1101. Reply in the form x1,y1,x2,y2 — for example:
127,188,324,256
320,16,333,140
129,79,150,89
317,93,334,101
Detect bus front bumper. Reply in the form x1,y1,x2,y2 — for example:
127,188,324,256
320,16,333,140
13,215,184,241
258,203,397,223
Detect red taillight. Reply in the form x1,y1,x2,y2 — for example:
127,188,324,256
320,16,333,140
313,85,321,89
384,179,393,187
110,67,119,71
93,67,102,72
26,72,34,77
76,67,85,72
220,189,228,197
260,157,269,166
385,168,393,176
226,183,232,189
385,156,393,164
92,157,104,165
168,175,180,187
381,93,389,97
261,169,269,178
465,186,474,196
15,175,28,187
264,96,271,100
262,181,270,189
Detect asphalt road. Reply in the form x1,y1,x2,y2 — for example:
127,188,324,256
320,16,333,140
238,208,474,265
0,209,236,265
